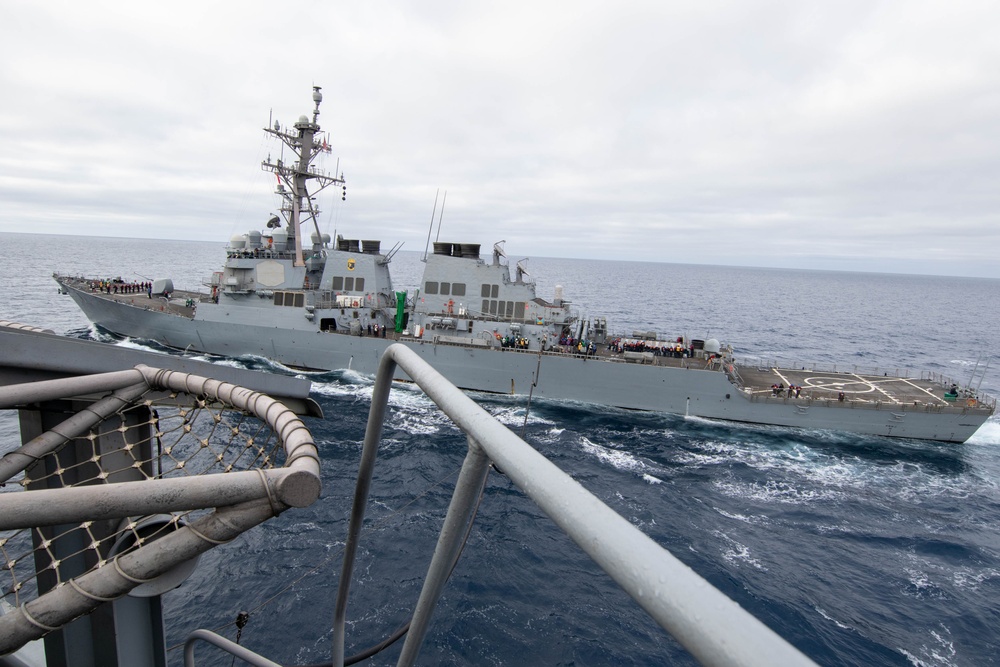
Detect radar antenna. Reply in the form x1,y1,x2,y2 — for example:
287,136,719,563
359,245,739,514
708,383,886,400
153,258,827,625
516,258,531,283
492,241,507,266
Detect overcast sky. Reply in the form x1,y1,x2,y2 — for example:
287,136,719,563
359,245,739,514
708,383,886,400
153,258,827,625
2,1,999,277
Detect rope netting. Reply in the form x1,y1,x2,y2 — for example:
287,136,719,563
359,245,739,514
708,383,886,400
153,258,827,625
0,365,319,653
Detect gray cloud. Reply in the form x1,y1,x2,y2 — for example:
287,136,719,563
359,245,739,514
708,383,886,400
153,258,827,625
2,0,998,277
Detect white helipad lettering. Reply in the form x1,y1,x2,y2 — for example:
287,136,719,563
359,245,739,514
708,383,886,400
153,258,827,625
802,377,875,393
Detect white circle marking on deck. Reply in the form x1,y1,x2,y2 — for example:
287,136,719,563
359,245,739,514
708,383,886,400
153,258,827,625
802,377,876,393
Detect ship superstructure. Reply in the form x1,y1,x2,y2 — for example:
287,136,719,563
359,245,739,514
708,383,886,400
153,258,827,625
411,241,578,351
211,87,398,337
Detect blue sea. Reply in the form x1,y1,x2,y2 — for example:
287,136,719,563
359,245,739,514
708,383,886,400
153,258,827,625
3,232,1000,666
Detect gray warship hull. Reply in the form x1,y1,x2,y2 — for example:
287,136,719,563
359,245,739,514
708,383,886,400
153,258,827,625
56,277,993,443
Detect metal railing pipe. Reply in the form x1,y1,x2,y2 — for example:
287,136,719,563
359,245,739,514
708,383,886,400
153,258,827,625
0,381,150,483
396,437,491,666
184,629,282,667
0,369,145,409
0,469,305,530
136,365,322,505
0,498,278,654
367,344,814,667
331,345,397,667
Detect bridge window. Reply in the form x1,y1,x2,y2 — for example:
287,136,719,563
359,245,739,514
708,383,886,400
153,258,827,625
332,277,343,290
440,282,450,296
425,281,439,295
345,277,354,291
452,283,466,296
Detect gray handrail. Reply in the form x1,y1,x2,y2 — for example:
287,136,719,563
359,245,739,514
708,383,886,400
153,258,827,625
184,629,282,667
0,365,321,654
332,343,817,667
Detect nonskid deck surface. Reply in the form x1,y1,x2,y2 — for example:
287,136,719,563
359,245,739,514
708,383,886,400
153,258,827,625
734,364,969,408
58,276,202,318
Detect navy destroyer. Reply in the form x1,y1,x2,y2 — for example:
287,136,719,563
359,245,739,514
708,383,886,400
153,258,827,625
55,87,995,443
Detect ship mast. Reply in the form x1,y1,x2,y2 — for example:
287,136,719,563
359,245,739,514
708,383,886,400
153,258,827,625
261,86,345,267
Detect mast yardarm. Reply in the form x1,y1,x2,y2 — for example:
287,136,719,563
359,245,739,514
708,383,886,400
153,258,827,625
261,86,345,267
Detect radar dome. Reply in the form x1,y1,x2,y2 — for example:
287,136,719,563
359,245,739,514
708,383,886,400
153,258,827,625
229,234,246,249
299,115,309,124
704,338,721,353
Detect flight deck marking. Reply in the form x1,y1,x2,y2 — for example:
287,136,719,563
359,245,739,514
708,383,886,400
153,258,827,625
852,374,895,401
852,375,944,406
772,369,791,387
801,376,876,393
900,377,947,404
753,368,952,406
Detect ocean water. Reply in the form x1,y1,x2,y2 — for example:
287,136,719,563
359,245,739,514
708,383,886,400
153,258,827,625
2,231,1000,666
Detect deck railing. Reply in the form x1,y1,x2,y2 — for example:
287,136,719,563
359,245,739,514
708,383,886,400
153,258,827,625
0,365,321,656
324,343,817,667
742,357,919,379
741,357,979,387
